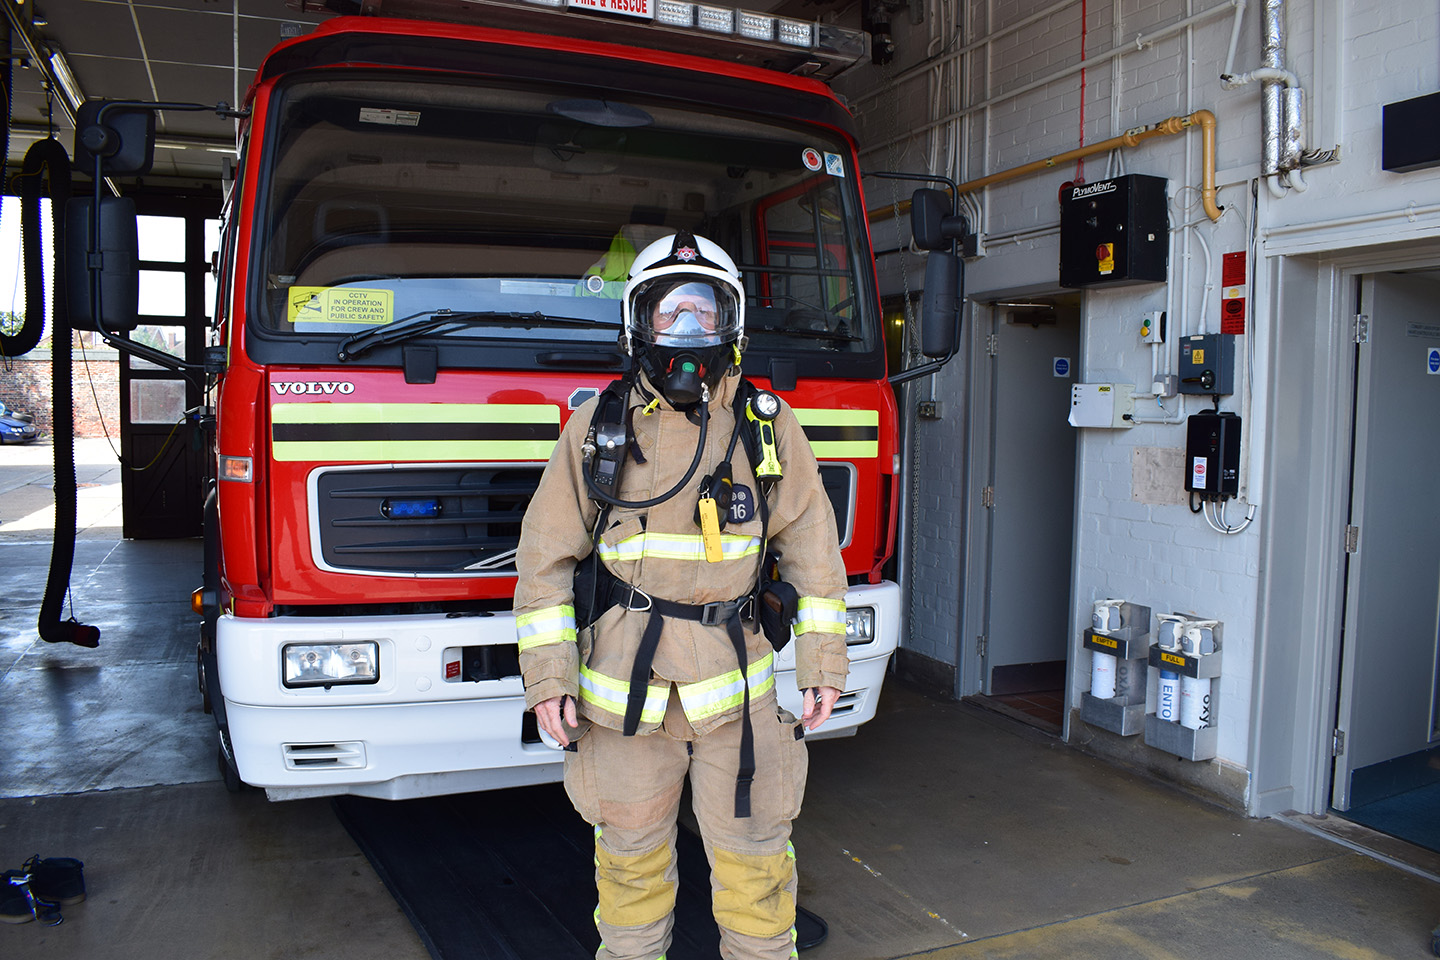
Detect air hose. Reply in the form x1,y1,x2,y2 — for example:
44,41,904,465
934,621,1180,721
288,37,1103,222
20,137,100,648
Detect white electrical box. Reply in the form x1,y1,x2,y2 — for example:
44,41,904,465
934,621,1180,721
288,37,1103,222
1068,383,1135,428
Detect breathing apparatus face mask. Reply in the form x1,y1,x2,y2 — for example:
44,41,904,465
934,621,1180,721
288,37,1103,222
628,278,741,406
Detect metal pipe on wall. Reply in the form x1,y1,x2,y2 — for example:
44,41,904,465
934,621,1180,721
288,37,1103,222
869,110,1224,225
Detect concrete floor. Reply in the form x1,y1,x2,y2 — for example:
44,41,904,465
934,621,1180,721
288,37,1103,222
2,439,1439,959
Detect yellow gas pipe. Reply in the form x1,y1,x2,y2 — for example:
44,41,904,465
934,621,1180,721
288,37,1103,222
871,109,1223,224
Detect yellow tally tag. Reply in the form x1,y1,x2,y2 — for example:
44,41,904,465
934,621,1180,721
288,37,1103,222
698,497,723,562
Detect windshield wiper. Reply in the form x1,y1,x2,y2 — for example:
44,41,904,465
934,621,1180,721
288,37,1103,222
337,309,616,360
749,323,861,343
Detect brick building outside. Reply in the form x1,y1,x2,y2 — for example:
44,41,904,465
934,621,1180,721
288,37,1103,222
0,333,120,439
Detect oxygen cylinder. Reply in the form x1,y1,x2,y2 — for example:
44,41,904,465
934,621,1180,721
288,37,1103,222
1090,650,1117,699
1155,614,1186,723
1157,669,1180,722
1178,624,1215,729
1180,674,1212,729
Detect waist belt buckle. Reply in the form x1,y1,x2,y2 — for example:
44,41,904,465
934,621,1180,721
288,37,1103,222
699,600,734,626
622,586,653,613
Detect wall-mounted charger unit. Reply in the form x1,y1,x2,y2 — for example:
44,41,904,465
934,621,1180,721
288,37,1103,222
1185,410,1241,500
1068,383,1135,428
1178,333,1235,395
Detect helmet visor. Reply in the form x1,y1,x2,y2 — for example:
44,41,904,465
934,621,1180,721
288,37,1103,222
629,278,741,347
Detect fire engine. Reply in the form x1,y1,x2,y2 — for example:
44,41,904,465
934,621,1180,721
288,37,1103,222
70,0,963,800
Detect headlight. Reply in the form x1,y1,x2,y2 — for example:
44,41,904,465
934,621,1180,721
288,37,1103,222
845,608,875,645
282,642,379,688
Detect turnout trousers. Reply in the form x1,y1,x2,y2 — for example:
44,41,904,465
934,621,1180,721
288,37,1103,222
564,691,810,960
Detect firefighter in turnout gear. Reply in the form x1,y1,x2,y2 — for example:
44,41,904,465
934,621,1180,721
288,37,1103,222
514,232,849,960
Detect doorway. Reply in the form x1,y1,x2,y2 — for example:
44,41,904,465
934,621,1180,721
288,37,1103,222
966,296,1081,730
120,195,221,539
1331,270,1440,853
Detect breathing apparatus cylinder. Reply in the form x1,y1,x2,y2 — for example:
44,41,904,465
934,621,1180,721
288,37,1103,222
1090,650,1117,700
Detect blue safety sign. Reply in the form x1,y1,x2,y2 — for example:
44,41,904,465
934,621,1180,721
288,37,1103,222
1428,347,1440,375
1054,357,1071,378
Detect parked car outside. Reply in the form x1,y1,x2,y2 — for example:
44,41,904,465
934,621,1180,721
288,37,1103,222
0,401,40,444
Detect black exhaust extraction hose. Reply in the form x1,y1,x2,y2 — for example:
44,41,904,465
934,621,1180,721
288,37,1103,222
0,60,47,361
22,137,100,648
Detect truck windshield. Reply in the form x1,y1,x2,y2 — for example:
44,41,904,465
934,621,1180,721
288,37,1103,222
251,74,878,365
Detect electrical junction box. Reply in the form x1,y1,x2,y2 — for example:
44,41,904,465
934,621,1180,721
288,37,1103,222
1140,310,1166,344
1184,410,1241,499
1059,174,1170,288
1178,333,1236,395
1383,92,1440,173
1068,383,1135,428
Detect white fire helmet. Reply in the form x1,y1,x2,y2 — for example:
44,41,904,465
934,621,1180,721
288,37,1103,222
622,232,745,356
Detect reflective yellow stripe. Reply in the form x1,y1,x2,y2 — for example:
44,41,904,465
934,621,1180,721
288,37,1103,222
793,408,880,459
516,605,576,651
579,665,667,724
596,531,762,564
677,653,776,722
795,597,847,635
270,402,559,462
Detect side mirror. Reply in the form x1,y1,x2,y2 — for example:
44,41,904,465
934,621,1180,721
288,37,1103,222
74,100,155,177
65,197,139,332
910,188,969,251
920,251,960,359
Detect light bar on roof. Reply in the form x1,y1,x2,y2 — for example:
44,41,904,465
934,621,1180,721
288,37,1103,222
696,4,734,32
654,0,694,25
736,10,774,41
776,18,813,47
345,0,868,75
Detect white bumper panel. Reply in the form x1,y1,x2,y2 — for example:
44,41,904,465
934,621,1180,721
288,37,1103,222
218,581,899,799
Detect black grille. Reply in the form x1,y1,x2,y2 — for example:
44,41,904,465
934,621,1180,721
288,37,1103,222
314,466,542,575
818,464,854,547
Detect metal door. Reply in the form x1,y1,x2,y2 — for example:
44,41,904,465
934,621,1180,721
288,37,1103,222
1332,272,1440,809
981,303,1080,694
120,198,218,539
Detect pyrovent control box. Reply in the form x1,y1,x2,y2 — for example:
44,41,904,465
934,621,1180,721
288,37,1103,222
1185,410,1241,500
1059,174,1169,288
1179,333,1236,395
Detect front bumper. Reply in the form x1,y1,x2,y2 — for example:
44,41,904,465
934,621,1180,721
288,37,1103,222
217,581,900,800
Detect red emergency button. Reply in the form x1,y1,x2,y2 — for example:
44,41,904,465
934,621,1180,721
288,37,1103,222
1096,244,1111,260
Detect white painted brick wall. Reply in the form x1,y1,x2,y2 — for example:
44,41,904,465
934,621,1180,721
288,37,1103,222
843,0,1440,783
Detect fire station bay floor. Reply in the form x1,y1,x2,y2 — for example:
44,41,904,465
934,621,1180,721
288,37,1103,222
2,441,1439,960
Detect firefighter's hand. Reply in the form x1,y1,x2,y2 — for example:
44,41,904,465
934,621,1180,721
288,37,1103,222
536,695,577,748
802,686,841,731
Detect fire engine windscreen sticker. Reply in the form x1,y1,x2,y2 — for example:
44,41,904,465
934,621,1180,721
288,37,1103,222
289,287,394,326
359,107,421,127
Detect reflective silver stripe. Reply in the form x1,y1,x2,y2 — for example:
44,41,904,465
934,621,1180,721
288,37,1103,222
580,665,668,724
516,605,577,650
596,531,762,563
677,653,776,722
795,597,846,635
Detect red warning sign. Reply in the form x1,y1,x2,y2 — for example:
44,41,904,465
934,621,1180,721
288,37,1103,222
1221,251,1247,335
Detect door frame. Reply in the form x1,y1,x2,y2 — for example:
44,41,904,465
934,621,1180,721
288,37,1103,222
1329,270,1440,811
1251,239,1440,818
958,284,1084,713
